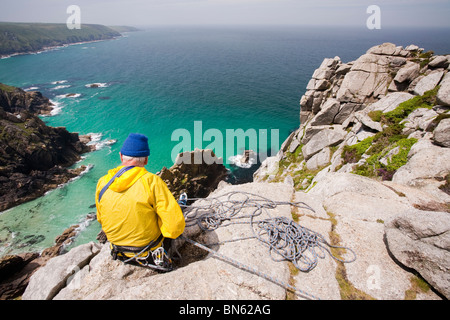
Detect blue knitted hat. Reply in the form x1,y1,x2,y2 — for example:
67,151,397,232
120,133,150,157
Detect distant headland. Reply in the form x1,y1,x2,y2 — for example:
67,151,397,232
0,22,138,58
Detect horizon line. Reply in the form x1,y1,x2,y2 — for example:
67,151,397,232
1,20,450,30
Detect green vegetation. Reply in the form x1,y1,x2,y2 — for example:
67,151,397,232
0,83,16,92
269,144,332,191
342,136,374,164
368,110,383,122
352,137,417,180
404,275,431,300
383,86,439,124
0,22,121,56
341,87,441,181
411,50,434,69
267,87,441,188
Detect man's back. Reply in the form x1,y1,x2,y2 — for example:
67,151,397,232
96,165,185,249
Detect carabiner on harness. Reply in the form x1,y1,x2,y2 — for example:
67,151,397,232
152,246,173,271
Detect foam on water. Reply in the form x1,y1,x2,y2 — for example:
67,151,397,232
228,154,257,169
48,99,63,116
85,82,109,88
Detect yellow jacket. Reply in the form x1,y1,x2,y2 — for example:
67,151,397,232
95,166,185,248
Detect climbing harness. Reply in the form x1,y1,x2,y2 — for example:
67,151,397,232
107,192,186,273
179,191,357,300
110,234,173,272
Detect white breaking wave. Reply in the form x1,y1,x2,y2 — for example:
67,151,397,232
51,80,68,85
59,213,97,253
228,154,257,169
24,86,39,91
67,164,94,183
48,99,63,116
86,132,102,145
95,138,118,150
56,93,81,99
85,82,108,88
51,84,71,90
43,164,94,196
86,133,117,150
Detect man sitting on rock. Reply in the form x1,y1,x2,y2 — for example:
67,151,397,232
95,133,185,271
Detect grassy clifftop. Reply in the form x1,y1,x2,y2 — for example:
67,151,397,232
0,22,121,56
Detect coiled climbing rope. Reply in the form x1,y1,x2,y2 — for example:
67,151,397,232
179,191,357,300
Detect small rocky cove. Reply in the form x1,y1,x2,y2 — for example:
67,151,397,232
1,43,449,300
0,84,96,212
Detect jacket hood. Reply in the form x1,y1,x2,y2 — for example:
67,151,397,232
106,166,149,193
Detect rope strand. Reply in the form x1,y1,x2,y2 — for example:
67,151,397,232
180,191,357,300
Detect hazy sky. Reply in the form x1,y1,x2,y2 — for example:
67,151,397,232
1,0,449,28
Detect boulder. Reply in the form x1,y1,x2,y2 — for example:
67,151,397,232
392,138,450,201
336,65,390,104
385,209,450,299
23,242,101,300
367,92,414,113
405,45,420,52
400,108,439,134
305,147,330,171
354,112,383,132
433,118,450,147
382,181,449,212
309,98,340,126
351,53,390,73
308,172,409,202
336,64,351,76
334,103,364,124
302,126,346,160
253,156,280,181
413,70,444,96
394,62,420,84
367,43,398,56
428,55,450,69
437,72,450,106
288,138,300,153
157,149,228,199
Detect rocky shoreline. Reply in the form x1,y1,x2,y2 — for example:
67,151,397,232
0,84,99,299
0,39,115,60
0,83,96,212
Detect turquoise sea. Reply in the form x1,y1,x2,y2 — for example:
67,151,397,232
1,25,450,257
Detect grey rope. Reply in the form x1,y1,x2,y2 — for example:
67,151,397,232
179,191,357,300
181,234,320,301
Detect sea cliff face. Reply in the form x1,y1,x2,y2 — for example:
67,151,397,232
0,83,92,211
253,42,450,299
254,42,450,199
